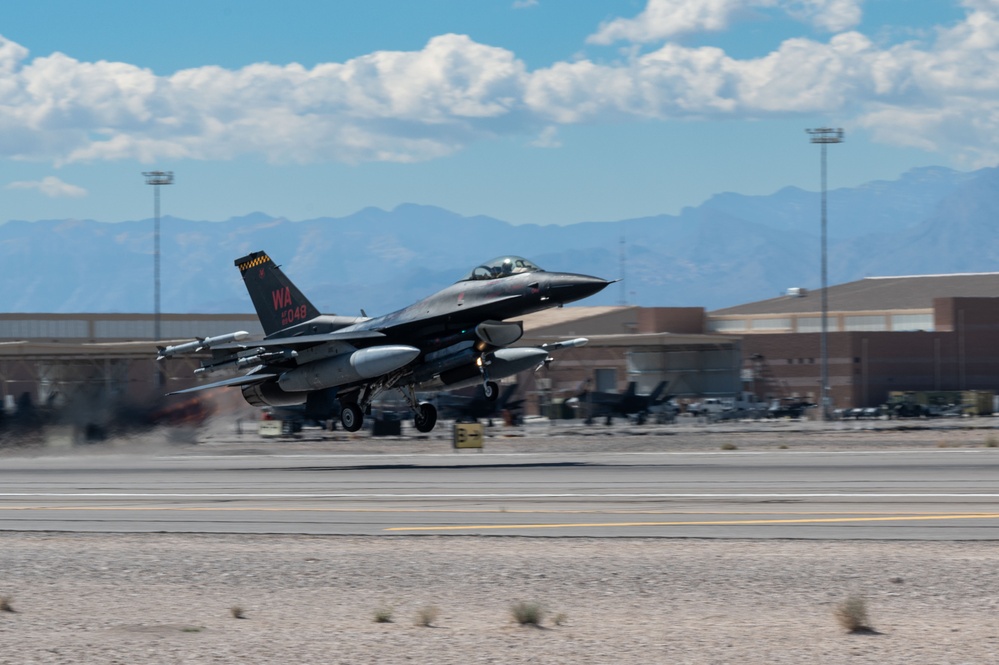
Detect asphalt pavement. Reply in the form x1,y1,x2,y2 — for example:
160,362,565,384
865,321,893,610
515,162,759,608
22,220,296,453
2,422,998,538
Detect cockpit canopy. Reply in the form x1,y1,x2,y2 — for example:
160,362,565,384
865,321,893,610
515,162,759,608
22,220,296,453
460,256,543,281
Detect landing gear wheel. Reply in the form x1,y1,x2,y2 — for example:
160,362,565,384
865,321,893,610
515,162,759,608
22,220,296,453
341,403,364,432
414,402,438,433
483,381,499,402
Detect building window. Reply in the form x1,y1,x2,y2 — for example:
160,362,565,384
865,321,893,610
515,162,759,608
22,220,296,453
594,368,617,393
891,313,934,332
797,316,838,333
95,320,154,339
844,315,887,332
708,318,747,332
0,319,89,339
750,318,791,331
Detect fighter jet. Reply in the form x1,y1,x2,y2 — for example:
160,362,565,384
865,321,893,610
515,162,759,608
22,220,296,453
435,383,525,424
569,380,670,425
158,252,610,433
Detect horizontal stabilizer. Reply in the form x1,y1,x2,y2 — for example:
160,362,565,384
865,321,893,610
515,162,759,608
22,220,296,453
167,373,278,396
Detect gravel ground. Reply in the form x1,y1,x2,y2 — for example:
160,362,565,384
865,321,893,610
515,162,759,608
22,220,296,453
2,535,999,664
3,418,999,664
186,412,999,456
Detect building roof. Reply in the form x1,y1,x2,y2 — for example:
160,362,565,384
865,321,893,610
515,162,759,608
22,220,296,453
711,272,999,316
518,306,637,333
577,333,740,348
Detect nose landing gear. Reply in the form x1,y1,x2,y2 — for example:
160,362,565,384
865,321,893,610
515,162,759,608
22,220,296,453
482,380,499,401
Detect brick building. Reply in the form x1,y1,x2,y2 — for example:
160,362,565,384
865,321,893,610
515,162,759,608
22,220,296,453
707,273,999,409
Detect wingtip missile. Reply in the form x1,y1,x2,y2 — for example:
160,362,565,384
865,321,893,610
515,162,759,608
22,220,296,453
542,337,588,352
157,330,251,359
198,330,250,350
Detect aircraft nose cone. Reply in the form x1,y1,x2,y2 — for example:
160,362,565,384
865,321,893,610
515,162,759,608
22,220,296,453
548,274,612,304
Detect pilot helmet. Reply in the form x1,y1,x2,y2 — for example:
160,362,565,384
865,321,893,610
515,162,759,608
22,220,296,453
501,258,513,274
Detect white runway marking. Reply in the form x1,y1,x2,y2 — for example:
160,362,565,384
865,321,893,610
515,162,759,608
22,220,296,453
2,492,999,499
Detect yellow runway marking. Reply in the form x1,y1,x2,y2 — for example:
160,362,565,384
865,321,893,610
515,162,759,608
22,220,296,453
5,506,999,533
0,506,993,516
386,513,999,532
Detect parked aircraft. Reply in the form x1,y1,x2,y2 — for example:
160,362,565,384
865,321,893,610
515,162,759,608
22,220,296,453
569,381,669,424
435,383,524,424
158,252,609,433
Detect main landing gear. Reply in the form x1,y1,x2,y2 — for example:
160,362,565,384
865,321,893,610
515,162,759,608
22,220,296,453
339,387,439,434
400,385,437,434
340,402,364,432
413,402,437,433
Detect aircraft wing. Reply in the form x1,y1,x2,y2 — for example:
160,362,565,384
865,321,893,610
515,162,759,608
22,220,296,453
212,329,387,351
167,373,279,396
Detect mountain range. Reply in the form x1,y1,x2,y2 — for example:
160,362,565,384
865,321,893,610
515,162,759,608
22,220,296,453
4,164,998,316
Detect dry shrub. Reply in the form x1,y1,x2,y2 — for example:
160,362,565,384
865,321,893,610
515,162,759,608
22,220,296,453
0,596,13,613
415,605,440,627
229,605,246,619
835,595,875,633
511,601,544,627
373,608,394,624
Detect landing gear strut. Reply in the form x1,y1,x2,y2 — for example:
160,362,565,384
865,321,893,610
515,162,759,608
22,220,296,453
478,351,500,402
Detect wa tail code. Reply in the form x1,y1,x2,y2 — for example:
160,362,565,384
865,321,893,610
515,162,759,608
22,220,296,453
272,287,293,310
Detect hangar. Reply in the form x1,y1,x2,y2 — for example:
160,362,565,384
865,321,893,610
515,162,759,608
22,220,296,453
707,272,999,410
517,306,741,414
0,313,261,415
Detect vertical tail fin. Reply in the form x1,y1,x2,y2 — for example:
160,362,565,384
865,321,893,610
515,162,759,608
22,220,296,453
650,381,668,401
235,251,320,336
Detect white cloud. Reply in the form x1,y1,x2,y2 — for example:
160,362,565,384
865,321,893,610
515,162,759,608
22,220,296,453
0,33,528,165
588,0,746,44
5,175,87,198
587,0,864,44
785,0,863,33
531,125,561,147
4,2,999,167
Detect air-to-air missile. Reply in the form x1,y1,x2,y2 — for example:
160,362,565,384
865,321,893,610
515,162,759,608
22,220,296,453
156,330,250,360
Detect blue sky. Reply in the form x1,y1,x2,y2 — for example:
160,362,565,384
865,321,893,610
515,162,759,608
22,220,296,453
0,0,983,225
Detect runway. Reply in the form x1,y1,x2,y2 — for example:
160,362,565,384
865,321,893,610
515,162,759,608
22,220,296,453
2,445,998,538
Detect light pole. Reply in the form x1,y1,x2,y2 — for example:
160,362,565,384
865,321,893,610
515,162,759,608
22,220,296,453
143,171,173,386
806,128,843,421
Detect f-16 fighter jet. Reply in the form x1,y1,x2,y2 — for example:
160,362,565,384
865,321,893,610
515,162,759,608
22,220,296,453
158,252,610,433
